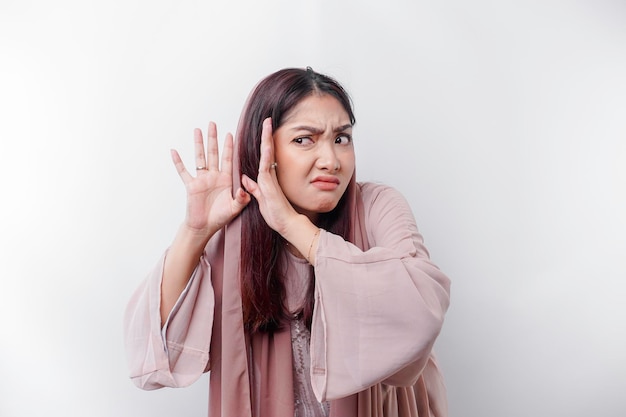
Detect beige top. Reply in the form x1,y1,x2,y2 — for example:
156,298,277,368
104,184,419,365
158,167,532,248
124,182,451,417
285,252,330,417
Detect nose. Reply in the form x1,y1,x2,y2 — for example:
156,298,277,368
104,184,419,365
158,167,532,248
316,142,340,172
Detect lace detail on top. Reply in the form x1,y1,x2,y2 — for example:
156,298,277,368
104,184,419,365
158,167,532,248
284,251,330,417
291,316,330,417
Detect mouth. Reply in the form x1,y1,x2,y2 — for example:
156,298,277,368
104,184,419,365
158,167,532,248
311,176,340,191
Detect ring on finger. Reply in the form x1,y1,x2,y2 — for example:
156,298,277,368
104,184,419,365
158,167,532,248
196,166,208,170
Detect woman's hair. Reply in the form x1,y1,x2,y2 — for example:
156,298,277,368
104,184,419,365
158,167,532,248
238,67,356,333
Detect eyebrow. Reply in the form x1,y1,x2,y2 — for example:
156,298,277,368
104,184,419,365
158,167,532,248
290,124,353,134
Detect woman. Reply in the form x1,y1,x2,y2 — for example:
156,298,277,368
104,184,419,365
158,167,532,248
124,67,451,417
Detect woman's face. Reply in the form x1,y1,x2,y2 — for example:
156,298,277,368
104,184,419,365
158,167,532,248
273,94,355,221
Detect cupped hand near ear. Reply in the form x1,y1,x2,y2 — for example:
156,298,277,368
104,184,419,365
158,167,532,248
241,118,301,236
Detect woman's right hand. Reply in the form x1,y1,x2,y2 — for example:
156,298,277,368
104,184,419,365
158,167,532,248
170,122,251,240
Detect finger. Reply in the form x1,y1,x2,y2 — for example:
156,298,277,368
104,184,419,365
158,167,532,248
220,132,234,176
258,118,274,172
232,187,251,211
241,174,261,200
171,149,192,183
206,122,219,171
193,127,207,171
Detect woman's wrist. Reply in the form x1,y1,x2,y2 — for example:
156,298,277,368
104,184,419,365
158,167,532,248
281,215,321,265
176,223,213,253
305,228,321,264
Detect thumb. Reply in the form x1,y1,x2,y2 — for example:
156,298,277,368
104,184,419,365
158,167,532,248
232,187,251,213
241,174,261,200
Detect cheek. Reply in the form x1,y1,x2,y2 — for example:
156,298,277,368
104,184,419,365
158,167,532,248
275,168,298,195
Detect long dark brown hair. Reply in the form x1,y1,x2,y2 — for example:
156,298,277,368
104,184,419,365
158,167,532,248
238,67,356,333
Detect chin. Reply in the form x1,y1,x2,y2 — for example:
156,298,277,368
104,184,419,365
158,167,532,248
295,199,339,217
313,200,341,214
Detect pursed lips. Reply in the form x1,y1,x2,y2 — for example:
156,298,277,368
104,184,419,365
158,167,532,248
311,175,340,190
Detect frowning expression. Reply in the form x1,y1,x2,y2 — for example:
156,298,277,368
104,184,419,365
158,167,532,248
273,94,355,221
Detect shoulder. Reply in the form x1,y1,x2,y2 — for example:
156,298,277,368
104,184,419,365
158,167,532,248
355,182,423,252
357,181,416,230
357,181,411,212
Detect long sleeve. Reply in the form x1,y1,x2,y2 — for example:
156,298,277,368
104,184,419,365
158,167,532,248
123,248,216,390
310,183,451,402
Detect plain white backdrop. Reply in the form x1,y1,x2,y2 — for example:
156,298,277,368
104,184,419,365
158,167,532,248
1,1,625,416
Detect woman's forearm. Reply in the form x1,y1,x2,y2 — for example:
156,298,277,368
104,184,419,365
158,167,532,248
160,224,212,325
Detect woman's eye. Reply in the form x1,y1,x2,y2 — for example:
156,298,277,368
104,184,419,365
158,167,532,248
335,134,352,145
293,137,313,144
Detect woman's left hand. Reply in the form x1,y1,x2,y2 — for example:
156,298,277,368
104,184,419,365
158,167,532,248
241,118,301,236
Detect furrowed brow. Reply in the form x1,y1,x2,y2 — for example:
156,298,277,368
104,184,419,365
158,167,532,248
291,124,353,134
334,124,353,133
291,126,324,135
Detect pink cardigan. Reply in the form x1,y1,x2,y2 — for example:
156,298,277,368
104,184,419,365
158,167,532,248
124,182,451,416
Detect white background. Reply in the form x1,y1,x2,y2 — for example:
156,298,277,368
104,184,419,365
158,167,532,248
1,1,625,416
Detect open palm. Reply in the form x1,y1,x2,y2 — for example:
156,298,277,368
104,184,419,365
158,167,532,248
171,122,250,237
